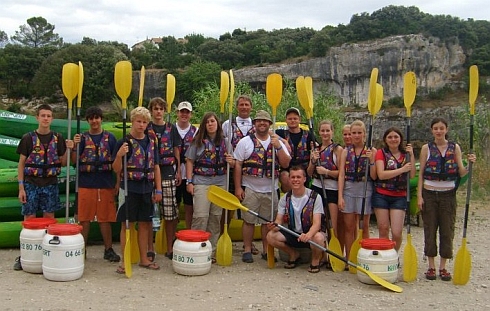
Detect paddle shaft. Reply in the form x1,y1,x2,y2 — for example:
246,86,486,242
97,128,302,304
462,116,474,238
359,118,374,230
75,107,81,193
405,117,411,234
122,109,129,229
65,108,72,222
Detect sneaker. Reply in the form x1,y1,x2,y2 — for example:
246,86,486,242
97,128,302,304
104,248,121,262
242,252,254,263
13,256,22,271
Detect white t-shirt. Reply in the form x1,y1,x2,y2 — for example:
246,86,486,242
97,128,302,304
234,135,290,193
222,117,253,141
278,188,324,233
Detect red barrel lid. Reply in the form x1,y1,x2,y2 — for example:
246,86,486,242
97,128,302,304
360,238,395,250
175,229,211,242
47,224,82,236
22,218,57,230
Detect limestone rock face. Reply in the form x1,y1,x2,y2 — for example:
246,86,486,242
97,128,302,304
233,34,466,107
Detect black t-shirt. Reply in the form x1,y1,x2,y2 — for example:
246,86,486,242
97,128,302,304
17,131,67,187
276,128,313,167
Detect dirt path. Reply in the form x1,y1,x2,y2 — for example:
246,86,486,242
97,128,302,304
1,196,489,311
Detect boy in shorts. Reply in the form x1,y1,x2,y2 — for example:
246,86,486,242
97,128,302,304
15,104,73,270
113,107,162,273
72,106,120,262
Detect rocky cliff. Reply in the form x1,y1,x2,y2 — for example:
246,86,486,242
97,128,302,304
233,34,466,107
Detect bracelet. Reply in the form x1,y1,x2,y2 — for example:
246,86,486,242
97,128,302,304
18,180,24,185
276,145,282,151
155,190,163,195
369,163,375,166
186,179,193,185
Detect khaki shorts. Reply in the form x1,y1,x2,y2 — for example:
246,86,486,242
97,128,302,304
241,187,278,225
78,188,116,222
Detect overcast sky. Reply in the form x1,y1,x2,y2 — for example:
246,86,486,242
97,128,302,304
1,0,488,47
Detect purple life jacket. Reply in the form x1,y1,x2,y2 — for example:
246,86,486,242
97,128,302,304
78,131,113,172
242,134,279,178
24,131,61,177
193,137,227,176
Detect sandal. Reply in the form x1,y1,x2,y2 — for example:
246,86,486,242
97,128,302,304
439,269,452,281
284,257,301,269
261,253,278,262
308,264,321,273
425,268,436,280
242,244,260,255
116,266,125,274
164,252,173,260
242,252,254,263
139,262,160,270
147,251,156,262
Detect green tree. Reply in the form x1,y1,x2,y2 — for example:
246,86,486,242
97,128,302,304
176,61,222,103
11,17,63,48
0,30,8,47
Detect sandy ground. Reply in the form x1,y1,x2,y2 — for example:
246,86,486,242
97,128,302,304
1,194,489,311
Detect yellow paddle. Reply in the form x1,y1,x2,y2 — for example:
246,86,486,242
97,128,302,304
296,76,343,272
74,61,84,221
266,73,283,268
62,63,79,223
166,74,176,123
207,185,403,293
402,71,417,282
348,68,379,274
216,70,232,266
114,60,133,278
138,66,145,107
453,65,478,285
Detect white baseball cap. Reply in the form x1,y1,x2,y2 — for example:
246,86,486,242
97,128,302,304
177,101,193,111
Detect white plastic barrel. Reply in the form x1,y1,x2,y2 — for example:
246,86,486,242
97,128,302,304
357,238,398,284
42,224,85,281
20,218,57,273
173,230,212,276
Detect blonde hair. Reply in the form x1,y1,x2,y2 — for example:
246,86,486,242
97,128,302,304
350,120,366,133
130,106,151,122
319,120,334,131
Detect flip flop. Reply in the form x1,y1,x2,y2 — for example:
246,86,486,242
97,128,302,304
308,264,320,273
284,257,301,269
116,266,125,274
139,262,160,270
147,251,156,262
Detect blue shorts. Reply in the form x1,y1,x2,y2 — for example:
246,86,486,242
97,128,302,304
372,191,407,210
22,183,62,216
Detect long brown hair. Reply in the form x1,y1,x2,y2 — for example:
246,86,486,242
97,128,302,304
193,112,224,148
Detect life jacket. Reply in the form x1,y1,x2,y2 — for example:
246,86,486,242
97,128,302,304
423,141,459,181
78,131,113,173
178,124,197,165
313,142,338,180
147,122,175,166
282,190,326,233
344,145,369,182
231,117,255,148
375,148,407,191
125,134,156,181
242,134,279,178
193,138,227,176
284,129,310,169
24,131,61,177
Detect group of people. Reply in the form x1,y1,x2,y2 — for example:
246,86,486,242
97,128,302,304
15,98,476,282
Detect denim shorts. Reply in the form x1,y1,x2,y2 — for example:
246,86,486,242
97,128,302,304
371,191,407,210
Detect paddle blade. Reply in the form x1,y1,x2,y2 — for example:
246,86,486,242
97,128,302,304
267,245,275,268
77,61,84,108
266,73,282,115
403,72,416,117
62,63,79,107
374,83,383,115
296,76,311,119
114,61,133,108
216,225,233,266
166,74,176,111
357,266,403,293
328,230,345,273
130,226,140,264
219,71,230,113
305,76,314,112
124,228,132,278
402,234,418,282
155,221,167,254
367,68,378,114
453,238,472,285
207,185,244,212
229,69,235,114
469,65,479,115
348,231,362,274
138,66,145,107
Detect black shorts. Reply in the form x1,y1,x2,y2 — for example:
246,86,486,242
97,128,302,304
280,229,311,249
116,191,152,222
176,180,193,206
310,185,338,205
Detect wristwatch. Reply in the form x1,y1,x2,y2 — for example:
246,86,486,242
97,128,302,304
186,179,193,185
